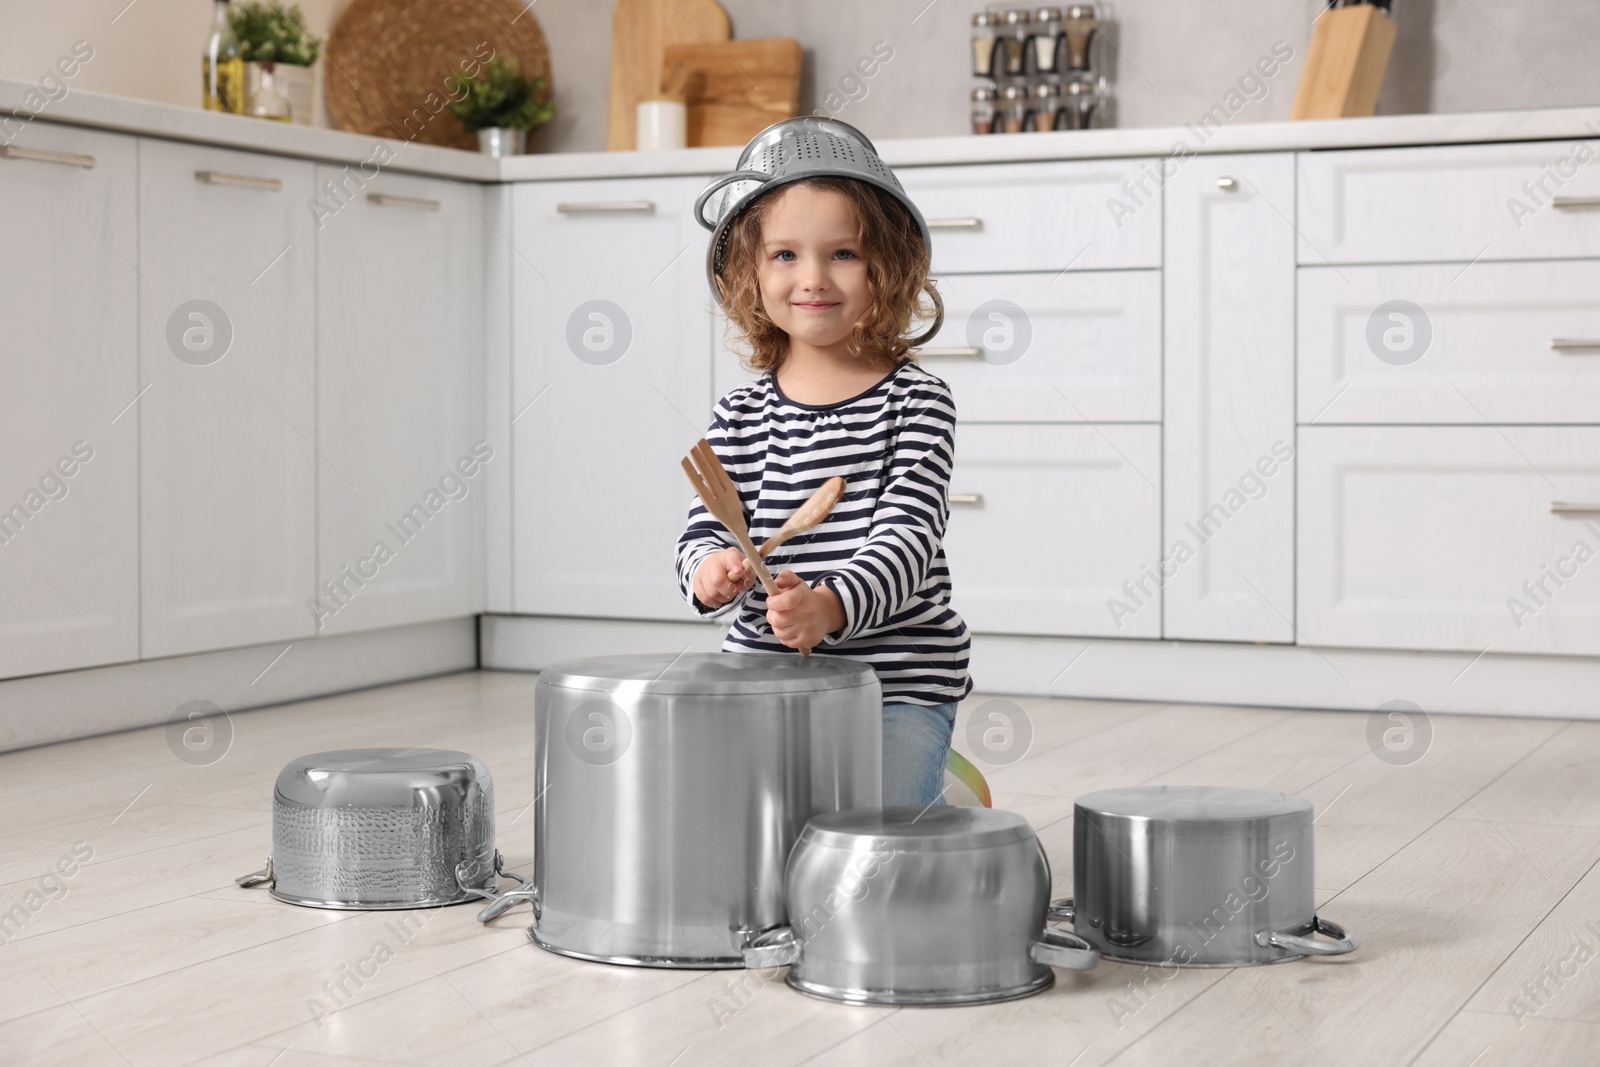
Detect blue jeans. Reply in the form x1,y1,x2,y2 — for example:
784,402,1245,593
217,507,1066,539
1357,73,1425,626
882,701,958,807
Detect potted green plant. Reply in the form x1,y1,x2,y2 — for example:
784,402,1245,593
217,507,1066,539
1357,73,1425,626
230,1,325,125
448,56,556,157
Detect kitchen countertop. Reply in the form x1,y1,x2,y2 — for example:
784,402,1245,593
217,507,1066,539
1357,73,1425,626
6,75,1599,184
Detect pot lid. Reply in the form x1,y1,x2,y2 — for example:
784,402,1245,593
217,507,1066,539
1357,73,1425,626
537,652,878,696
275,748,488,808
800,805,1038,852
1075,785,1312,828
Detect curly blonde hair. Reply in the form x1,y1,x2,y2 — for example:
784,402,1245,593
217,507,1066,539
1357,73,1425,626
713,175,941,374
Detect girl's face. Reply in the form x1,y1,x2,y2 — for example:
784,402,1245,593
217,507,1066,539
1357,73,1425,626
756,184,872,355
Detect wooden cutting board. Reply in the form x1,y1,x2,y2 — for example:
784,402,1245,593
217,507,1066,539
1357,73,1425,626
660,38,802,147
607,0,730,151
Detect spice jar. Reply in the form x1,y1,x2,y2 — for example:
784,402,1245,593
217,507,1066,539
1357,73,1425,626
1062,73,1097,130
1063,4,1097,72
971,85,999,135
999,83,1030,133
1028,81,1061,131
998,8,1031,80
971,11,1001,79
1031,7,1063,75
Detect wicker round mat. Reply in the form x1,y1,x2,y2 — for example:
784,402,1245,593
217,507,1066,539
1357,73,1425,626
324,0,552,152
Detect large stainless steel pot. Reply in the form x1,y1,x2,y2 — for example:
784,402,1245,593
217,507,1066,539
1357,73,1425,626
1059,785,1358,966
235,748,517,910
478,652,882,968
741,806,1098,1004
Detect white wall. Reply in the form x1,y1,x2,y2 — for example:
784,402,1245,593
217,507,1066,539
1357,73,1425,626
1,0,1595,152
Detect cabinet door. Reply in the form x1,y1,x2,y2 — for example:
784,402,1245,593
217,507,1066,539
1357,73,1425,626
511,177,712,619
1163,153,1296,642
315,170,484,634
944,424,1161,638
0,127,139,678
1299,427,1600,655
139,140,317,658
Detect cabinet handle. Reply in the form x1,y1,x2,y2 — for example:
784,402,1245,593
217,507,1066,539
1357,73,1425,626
950,493,984,506
556,200,655,214
920,347,984,359
1551,338,1600,352
1216,176,1238,190
0,144,96,168
926,217,982,230
368,192,441,211
1552,197,1600,209
195,170,282,191
1552,502,1600,515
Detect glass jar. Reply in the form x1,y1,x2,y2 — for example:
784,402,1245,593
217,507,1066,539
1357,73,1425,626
1028,81,1061,131
246,61,293,122
998,9,1031,80
971,85,999,135
971,11,1001,79
1062,72,1097,130
1064,4,1097,72
999,83,1030,134
1031,7,1063,75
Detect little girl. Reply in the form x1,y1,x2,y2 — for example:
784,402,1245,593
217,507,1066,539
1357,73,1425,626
674,119,973,808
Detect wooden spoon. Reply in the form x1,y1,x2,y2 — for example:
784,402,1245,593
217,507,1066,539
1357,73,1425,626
742,475,846,567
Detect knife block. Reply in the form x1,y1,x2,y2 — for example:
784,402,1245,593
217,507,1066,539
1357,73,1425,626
1290,4,1397,119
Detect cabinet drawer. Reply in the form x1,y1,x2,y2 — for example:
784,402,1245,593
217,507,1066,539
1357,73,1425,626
918,270,1160,422
945,424,1161,638
1299,260,1600,424
1298,141,1600,264
898,159,1161,273
1298,427,1600,655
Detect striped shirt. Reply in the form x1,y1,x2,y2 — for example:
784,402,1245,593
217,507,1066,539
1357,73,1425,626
675,357,973,706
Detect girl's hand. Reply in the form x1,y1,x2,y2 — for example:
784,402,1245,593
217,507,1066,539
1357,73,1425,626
693,546,758,609
766,569,846,650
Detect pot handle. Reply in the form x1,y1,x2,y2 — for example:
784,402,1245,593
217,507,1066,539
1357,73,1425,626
235,854,273,889
1029,928,1099,971
693,170,772,231
455,851,536,924
1047,897,1075,923
741,927,802,969
1255,915,1358,957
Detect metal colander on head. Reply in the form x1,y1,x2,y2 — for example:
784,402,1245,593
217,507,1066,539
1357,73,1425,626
694,117,937,326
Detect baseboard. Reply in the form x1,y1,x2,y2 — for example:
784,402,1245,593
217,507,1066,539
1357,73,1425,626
0,617,477,753
478,614,1600,720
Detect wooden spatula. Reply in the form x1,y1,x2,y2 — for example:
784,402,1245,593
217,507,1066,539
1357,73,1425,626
682,438,809,656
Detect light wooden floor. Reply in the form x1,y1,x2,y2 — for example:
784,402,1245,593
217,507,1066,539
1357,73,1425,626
2,670,1597,1066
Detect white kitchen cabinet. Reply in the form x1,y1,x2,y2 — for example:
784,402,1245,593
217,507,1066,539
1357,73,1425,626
1298,260,1600,425
1297,140,1600,265
1298,426,1600,655
510,177,713,619
944,424,1161,638
1162,153,1296,642
917,270,1161,423
314,169,484,634
0,126,140,679
898,158,1161,274
138,140,317,658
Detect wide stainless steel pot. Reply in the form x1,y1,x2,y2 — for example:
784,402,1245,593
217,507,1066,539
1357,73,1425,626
742,806,1098,1005
478,652,882,968
235,748,517,910
1059,785,1358,966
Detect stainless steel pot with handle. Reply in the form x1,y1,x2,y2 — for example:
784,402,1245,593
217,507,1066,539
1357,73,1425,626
1057,785,1358,967
741,806,1098,1004
474,652,882,967
235,748,520,910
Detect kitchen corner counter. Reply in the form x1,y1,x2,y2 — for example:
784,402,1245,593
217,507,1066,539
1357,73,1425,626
6,75,1599,186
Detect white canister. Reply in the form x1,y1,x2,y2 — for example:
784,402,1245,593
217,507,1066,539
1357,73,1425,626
636,98,687,151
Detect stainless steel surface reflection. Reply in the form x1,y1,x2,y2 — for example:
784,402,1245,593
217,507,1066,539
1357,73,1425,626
240,748,500,910
531,652,882,968
1068,785,1358,966
743,806,1098,1004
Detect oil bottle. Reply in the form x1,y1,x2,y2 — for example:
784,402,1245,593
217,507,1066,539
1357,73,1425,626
202,0,244,114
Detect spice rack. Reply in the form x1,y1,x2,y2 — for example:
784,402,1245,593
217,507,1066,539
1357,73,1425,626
970,4,1112,134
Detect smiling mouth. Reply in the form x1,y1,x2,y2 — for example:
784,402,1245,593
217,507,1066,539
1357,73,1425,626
794,301,838,310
